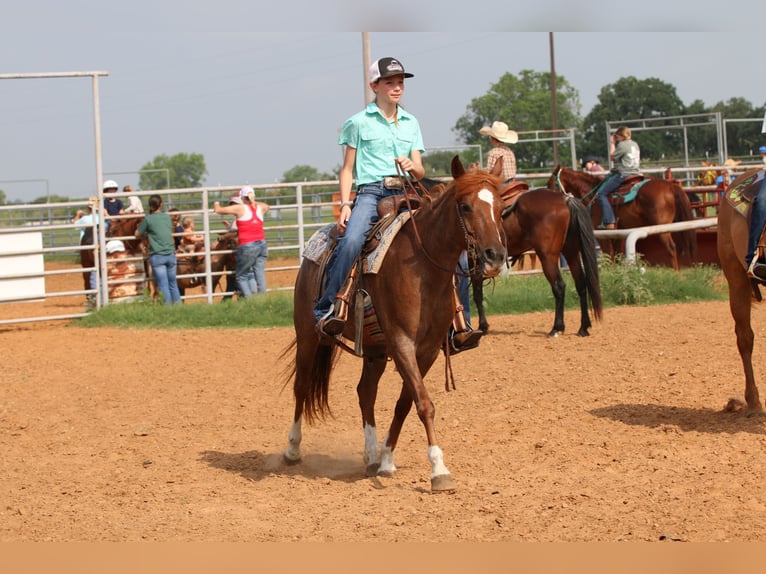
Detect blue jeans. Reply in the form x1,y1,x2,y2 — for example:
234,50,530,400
596,172,626,226
236,240,268,297
314,182,402,322
456,250,472,327
149,252,181,305
747,177,766,266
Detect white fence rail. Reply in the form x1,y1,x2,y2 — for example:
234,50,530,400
1,172,727,326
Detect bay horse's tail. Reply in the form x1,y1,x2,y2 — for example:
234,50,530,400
670,182,698,262
565,194,603,321
279,336,340,424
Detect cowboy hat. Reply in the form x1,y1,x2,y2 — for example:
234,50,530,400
479,121,518,144
723,159,742,167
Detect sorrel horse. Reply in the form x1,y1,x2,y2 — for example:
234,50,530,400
716,168,766,415
282,156,508,492
471,187,603,337
548,165,697,270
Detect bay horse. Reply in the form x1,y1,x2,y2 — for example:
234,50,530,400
716,168,766,416
548,165,697,270
471,187,603,337
176,231,238,293
282,156,508,492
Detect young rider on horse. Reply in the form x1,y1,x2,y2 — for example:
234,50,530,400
596,126,641,229
314,56,481,352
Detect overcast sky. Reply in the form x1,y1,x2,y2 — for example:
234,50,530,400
2,3,764,202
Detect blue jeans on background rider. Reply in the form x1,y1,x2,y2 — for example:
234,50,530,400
457,250,472,327
746,177,766,272
596,172,624,227
149,252,181,305
236,240,268,297
314,182,402,323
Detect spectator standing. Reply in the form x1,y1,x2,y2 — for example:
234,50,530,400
213,186,270,297
136,194,181,305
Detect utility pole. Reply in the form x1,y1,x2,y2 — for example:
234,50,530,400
549,32,559,166
362,32,372,105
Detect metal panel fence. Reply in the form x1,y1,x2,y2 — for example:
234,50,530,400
1,163,746,326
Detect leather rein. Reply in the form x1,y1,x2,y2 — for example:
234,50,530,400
394,163,481,278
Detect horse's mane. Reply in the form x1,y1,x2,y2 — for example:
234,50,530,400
446,170,504,202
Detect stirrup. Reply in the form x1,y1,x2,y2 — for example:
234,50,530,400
316,304,345,337
447,329,483,356
747,260,766,282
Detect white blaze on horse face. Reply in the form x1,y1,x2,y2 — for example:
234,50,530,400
478,186,504,244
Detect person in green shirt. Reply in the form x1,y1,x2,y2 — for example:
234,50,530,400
136,194,181,305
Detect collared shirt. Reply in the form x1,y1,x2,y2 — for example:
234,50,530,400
486,146,517,181
338,102,425,186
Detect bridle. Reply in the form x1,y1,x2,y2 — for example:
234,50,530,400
394,163,488,278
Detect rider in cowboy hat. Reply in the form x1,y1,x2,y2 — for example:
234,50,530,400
480,121,518,182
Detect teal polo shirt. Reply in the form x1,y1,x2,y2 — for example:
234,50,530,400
338,102,425,186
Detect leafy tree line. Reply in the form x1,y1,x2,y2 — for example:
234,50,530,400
454,71,765,173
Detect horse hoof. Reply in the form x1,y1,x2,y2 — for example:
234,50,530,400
283,450,302,465
365,463,380,477
577,329,590,337
547,330,563,338
430,474,456,493
376,468,394,478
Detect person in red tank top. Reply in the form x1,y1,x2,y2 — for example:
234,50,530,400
213,186,271,297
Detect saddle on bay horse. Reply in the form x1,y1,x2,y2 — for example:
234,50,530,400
600,174,648,207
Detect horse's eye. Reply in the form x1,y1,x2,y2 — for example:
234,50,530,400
460,203,471,214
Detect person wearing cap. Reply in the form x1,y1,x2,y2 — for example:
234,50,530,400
582,156,607,178
102,180,124,230
480,121,518,182
313,56,425,335
213,186,270,297
759,145,766,165
136,194,181,305
122,185,144,214
595,126,641,229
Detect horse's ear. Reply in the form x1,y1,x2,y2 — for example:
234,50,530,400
450,155,465,179
489,156,504,177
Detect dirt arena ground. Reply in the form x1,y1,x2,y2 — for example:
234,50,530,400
3,261,766,542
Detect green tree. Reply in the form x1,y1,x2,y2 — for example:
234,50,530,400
282,165,334,183
581,77,685,162
0,189,6,205
709,98,765,160
138,152,207,190
453,70,581,170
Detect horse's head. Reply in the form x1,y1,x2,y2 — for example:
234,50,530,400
449,155,507,278
547,165,599,198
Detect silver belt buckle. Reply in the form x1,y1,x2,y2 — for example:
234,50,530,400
383,176,403,189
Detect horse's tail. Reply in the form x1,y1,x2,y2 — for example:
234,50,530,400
566,194,603,321
279,336,340,424
671,182,698,261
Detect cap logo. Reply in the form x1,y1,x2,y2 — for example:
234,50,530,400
385,60,403,74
